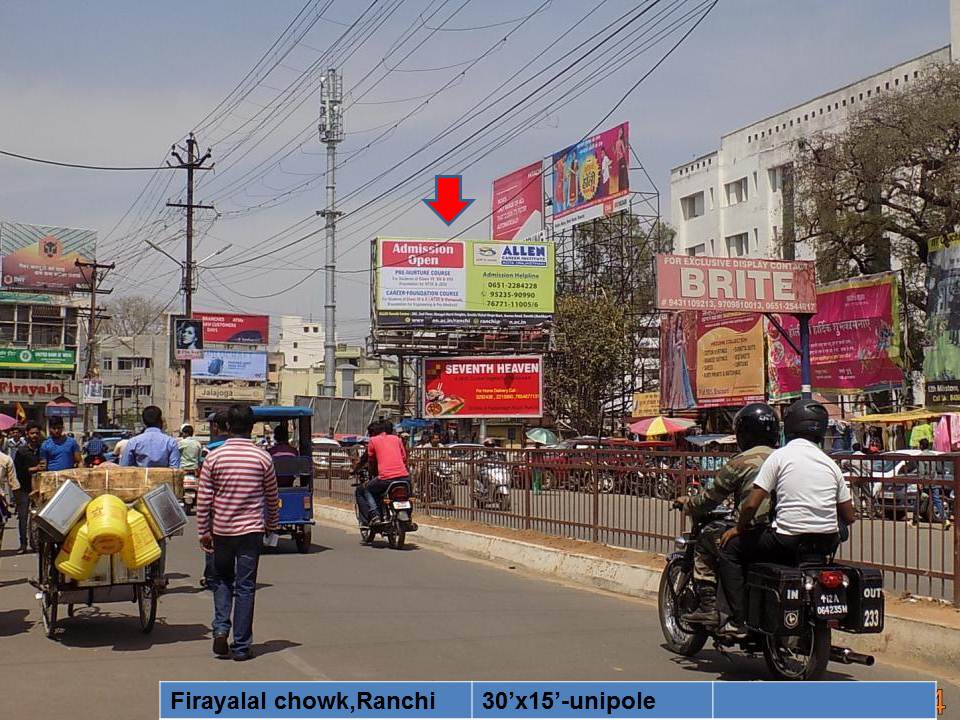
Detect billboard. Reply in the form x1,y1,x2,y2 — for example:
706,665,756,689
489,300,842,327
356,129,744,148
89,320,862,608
655,255,818,314
632,392,659,417
551,122,630,230
492,162,543,241
925,232,960,403
768,272,903,400
373,238,554,328
191,350,267,381
660,311,765,410
0,221,96,291
0,348,75,371
195,312,269,345
81,378,104,404
423,356,543,418
174,318,204,360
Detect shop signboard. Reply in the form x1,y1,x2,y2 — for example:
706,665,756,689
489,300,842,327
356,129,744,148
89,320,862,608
0,348,75,371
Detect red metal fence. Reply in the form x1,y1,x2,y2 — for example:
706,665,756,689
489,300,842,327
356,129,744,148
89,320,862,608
314,447,960,604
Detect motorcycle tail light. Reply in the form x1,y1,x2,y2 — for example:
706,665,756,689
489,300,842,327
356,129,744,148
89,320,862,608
819,570,845,589
389,487,410,501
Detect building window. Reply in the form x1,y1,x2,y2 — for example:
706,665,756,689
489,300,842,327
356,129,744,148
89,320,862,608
859,93,863,100
354,382,372,398
102,357,113,371
725,233,749,257
268,363,277,373
687,244,706,257
804,114,808,121
753,228,759,252
768,167,783,192
313,327,319,333
725,177,748,206
293,355,298,363
709,187,715,210
680,191,704,220
293,342,298,349
303,326,309,333
842,99,846,106
885,82,889,89
914,70,919,78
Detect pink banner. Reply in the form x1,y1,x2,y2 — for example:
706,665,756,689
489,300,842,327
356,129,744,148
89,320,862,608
768,273,903,398
492,162,543,241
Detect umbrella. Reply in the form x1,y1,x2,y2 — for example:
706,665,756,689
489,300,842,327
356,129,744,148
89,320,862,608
526,428,558,445
0,414,17,431
628,415,696,437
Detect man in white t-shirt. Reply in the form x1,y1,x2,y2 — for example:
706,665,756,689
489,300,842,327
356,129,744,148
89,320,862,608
716,398,858,623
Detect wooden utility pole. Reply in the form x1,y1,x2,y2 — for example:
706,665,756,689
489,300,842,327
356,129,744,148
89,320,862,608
167,134,213,425
76,259,114,437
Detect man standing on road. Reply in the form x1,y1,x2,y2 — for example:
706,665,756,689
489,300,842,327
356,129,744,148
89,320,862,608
178,424,202,475
197,405,279,661
5,425,24,459
40,417,81,471
121,406,181,468
13,423,44,553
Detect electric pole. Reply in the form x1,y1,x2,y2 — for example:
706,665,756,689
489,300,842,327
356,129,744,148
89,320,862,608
167,133,213,424
76,259,114,437
319,68,343,397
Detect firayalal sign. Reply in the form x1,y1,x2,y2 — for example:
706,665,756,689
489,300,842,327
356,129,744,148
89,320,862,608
0,347,75,370
655,255,817,314
374,238,554,328
423,355,543,418
0,379,67,399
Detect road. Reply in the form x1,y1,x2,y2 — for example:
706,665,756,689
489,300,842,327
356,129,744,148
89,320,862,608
0,518,952,720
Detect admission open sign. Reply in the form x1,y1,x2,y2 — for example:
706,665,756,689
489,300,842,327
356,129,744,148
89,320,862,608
423,356,543,418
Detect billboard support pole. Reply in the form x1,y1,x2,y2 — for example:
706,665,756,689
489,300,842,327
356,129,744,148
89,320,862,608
76,259,114,436
798,313,813,400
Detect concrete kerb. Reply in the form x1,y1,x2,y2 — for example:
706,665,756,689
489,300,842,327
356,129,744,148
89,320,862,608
315,503,960,676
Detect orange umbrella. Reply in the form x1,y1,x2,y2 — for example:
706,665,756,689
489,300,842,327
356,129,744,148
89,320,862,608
628,415,696,437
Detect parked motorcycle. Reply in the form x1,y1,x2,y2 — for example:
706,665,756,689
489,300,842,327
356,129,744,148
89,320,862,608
354,477,418,549
659,504,884,680
424,461,456,505
472,455,512,511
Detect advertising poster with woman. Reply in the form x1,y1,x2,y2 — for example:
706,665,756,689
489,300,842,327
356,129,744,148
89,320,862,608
174,318,204,360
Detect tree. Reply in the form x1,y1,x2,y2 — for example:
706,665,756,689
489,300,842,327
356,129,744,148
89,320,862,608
102,294,168,337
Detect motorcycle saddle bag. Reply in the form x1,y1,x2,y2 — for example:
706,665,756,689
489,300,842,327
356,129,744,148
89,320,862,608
834,564,885,634
745,563,806,635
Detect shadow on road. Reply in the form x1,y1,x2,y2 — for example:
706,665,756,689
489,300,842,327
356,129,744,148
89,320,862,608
663,645,856,681
54,614,210,650
252,638,302,657
0,608,34,636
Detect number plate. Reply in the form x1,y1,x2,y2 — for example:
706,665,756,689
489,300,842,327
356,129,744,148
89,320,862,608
392,501,412,509
814,588,848,618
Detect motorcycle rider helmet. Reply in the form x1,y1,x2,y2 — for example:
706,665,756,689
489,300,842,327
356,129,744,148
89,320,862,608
733,403,780,451
783,398,829,444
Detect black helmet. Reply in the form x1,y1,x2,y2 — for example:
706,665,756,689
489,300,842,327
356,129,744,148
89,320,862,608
733,403,780,451
783,398,829,443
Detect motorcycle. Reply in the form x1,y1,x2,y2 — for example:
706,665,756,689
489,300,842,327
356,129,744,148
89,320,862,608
181,473,198,515
354,473,418,549
471,455,512,511
424,461,456,505
659,504,885,680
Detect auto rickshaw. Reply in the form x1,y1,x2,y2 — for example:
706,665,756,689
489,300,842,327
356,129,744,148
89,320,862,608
252,406,315,553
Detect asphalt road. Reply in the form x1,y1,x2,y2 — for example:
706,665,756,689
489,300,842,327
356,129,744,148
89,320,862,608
0,518,953,720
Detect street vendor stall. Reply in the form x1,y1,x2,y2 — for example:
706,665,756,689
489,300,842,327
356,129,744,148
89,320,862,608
29,466,186,638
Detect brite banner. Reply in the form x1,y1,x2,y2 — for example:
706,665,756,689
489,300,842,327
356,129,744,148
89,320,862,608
492,162,543,242
767,272,903,399
550,122,630,230
423,356,542,418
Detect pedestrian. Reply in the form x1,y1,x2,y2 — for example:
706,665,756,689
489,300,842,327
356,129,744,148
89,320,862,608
13,423,44,553
40,417,81,471
199,411,230,591
197,405,278,661
4,425,24,459
120,406,181,468
178,424,202,476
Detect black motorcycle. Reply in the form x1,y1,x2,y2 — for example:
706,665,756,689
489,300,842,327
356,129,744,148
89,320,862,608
353,471,418,550
658,505,884,680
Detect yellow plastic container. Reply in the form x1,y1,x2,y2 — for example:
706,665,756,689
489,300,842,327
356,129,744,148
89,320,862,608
121,508,162,570
85,494,128,555
55,522,101,582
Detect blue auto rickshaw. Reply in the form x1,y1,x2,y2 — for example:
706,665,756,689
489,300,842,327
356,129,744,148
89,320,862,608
251,406,315,553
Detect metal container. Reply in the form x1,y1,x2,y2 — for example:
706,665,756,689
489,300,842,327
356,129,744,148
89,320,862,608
111,554,145,584
135,484,187,539
77,554,112,588
34,480,91,541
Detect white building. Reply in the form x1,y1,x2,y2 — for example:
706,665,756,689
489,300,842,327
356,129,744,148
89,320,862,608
273,315,325,369
670,2,960,259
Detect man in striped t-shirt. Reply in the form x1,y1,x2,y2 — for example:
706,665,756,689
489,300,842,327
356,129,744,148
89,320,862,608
197,405,279,661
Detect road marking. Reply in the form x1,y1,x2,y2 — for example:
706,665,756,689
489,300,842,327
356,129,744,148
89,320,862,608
280,650,331,680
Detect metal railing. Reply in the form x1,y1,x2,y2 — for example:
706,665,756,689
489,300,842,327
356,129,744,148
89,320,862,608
314,447,960,604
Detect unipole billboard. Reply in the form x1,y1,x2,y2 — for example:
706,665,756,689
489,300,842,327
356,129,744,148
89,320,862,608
373,237,554,328
550,122,630,230
492,162,544,242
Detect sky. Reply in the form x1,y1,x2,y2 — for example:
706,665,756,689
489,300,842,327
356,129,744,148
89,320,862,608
0,0,951,343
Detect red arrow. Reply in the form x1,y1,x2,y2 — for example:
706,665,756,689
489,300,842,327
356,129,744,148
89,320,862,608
422,175,474,225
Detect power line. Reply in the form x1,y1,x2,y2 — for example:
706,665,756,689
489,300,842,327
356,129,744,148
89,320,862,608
0,148,170,171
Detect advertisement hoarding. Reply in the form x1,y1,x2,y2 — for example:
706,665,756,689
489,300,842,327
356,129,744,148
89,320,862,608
632,392,659,417
492,162,543,242
374,238,554,328
195,312,269,344
767,273,903,400
655,255,818,314
81,378,104,404
0,348,75,371
174,318,204,360
551,122,630,230
925,232,960,403
0,221,96,291
191,350,267,381
423,356,543,418
660,311,765,410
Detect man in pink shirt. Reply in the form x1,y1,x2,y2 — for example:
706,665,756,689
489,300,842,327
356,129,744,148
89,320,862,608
359,421,410,526
197,405,278,661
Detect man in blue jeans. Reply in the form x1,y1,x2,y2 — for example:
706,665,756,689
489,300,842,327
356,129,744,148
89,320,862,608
196,405,279,661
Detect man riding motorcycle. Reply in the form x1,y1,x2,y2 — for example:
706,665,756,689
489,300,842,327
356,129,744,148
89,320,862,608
717,398,858,623
674,403,779,627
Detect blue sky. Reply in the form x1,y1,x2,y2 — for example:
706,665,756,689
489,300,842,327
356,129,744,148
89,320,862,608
0,0,950,339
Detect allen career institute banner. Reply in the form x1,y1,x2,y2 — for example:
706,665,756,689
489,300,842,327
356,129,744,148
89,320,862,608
768,272,903,400
423,356,543,418
374,238,554,328
660,311,765,411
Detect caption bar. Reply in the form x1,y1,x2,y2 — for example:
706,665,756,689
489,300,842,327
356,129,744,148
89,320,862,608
159,680,937,720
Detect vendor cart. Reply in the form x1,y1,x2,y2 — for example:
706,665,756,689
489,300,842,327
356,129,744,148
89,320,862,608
31,527,163,638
